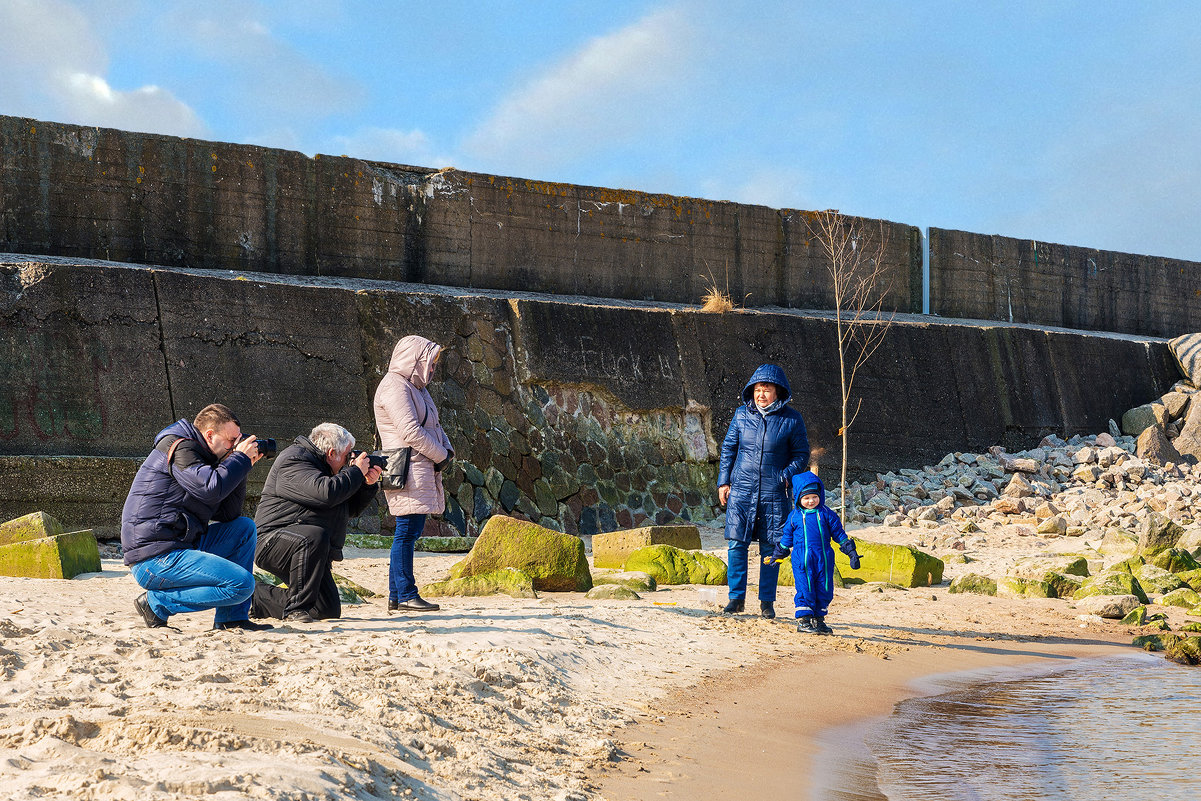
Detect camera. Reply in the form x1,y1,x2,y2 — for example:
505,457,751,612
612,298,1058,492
240,435,278,458
352,450,389,470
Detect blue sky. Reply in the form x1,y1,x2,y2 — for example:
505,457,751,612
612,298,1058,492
3,0,1200,261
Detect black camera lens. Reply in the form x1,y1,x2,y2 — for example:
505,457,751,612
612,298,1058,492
255,437,277,457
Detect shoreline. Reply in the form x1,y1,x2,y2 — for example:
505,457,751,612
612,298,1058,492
595,623,1132,801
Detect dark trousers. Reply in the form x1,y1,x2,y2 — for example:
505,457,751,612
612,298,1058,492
251,524,341,620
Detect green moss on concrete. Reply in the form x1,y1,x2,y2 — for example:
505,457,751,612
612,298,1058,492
1097,527,1138,559
1164,635,1201,665
422,567,538,598
1132,633,1180,652
592,525,701,569
1161,587,1201,608
1133,564,1187,595
332,573,378,601
1073,571,1150,604
1149,548,1201,574
585,584,641,600
1181,622,1201,633
0,529,100,579
1121,605,1148,625
1177,569,1201,592
451,515,591,592
623,545,726,585
416,536,476,553
0,511,66,546
345,533,393,549
590,570,657,592
949,573,998,596
834,540,943,587
1137,514,1184,557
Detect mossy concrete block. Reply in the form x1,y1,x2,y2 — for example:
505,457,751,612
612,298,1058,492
450,515,591,592
1161,587,1201,608
422,567,537,598
1132,633,1181,652
1073,570,1150,604
1120,605,1148,625
590,570,656,592
332,573,378,601
585,584,641,601
999,571,1082,599
592,525,701,569
0,529,101,579
1137,514,1184,557
834,540,944,587
624,544,726,585
1182,622,1201,633
1176,568,1201,592
0,511,66,545
1149,549,1201,574
1164,635,1201,665
416,536,476,553
1133,564,1187,595
949,573,998,596
772,555,846,589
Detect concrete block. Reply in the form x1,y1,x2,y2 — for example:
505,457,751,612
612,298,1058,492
592,525,702,569
0,511,65,545
0,529,101,579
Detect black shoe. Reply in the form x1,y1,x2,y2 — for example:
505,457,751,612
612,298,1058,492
387,599,399,612
760,602,776,620
814,617,833,634
722,599,745,614
395,597,440,612
284,611,315,624
213,619,275,631
135,592,168,628
796,616,819,634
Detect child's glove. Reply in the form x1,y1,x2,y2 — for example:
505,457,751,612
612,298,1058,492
839,539,861,570
762,547,791,565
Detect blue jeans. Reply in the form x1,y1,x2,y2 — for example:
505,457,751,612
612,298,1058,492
726,507,780,602
130,517,257,624
389,514,427,602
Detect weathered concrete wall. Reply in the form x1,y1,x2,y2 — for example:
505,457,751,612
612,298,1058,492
0,115,922,313
929,228,1201,337
0,256,1179,538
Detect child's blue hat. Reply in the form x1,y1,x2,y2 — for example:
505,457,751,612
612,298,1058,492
791,470,825,506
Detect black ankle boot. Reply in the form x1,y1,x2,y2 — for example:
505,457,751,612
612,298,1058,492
722,599,745,614
760,602,775,619
814,616,833,634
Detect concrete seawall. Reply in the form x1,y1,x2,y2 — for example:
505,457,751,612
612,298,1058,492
0,256,1178,537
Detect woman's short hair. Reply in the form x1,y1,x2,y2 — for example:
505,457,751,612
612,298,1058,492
309,423,355,455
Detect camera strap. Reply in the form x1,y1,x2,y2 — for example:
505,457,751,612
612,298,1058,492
163,436,185,480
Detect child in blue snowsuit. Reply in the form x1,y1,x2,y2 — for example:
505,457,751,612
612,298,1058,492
769,471,860,634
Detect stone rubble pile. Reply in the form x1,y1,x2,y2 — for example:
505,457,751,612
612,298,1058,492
1121,378,1201,465
830,431,1201,540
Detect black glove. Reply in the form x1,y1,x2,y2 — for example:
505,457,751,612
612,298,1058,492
762,547,790,565
848,551,861,570
434,456,451,472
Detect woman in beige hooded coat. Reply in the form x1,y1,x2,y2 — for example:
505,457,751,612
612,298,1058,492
373,335,453,612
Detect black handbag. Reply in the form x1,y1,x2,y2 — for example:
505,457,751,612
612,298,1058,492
378,446,413,490
375,402,428,490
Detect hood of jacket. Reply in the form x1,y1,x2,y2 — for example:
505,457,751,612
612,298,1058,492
742,363,792,407
154,419,216,461
388,335,442,389
791,470,825,507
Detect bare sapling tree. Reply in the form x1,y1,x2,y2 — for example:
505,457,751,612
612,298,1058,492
807,210,897,519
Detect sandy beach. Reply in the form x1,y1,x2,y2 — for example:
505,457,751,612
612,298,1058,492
1,517,1170,801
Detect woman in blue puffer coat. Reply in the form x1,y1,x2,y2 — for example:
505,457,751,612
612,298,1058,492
717,364,810,618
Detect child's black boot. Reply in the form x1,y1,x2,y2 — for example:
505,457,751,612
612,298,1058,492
796,616,819,634
814,617,833,634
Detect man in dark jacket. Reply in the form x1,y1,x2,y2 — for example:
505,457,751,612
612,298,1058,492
717,364,810,619
250,423,382,623
121,403,272,630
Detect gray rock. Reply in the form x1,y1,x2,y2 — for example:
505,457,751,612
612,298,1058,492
1076,594,1140,619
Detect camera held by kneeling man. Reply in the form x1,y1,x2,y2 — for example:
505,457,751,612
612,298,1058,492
251,423,383,623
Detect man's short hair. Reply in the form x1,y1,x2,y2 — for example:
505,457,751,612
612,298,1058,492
194,403,240,432
310,423,354,455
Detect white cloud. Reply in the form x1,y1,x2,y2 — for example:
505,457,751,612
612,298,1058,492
702,166,815,211
0,0,204,136
325,126,450,168
463,6,699,174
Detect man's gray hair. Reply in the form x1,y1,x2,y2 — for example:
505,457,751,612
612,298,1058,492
309,423,355,455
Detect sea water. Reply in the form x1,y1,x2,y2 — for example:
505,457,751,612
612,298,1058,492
815,653,1201,800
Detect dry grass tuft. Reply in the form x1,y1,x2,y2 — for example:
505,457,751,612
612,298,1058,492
699,287,736,313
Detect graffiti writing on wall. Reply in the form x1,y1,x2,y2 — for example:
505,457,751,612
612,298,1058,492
575,336,675,385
